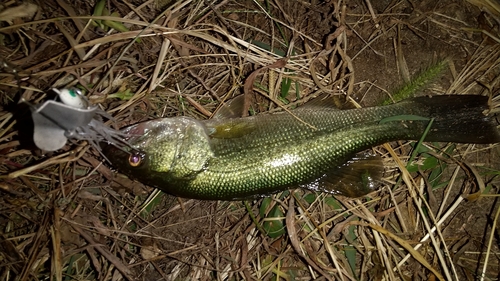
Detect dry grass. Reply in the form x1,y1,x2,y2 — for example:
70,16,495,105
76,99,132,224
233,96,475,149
0,0,499,280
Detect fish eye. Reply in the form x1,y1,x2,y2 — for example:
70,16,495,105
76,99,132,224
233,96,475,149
128,150,145,167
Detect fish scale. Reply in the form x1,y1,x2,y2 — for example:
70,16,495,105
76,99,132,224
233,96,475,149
104,95,500,200
197,121,415,199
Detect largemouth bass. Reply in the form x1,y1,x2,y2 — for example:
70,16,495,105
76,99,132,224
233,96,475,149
104,95,500,200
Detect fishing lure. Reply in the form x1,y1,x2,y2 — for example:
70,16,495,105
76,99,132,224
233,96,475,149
29,88,131,158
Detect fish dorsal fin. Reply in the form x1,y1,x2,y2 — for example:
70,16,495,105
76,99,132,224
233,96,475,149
212,95,246,119
305,152,384,197
206,119,257,139
208,95,257,139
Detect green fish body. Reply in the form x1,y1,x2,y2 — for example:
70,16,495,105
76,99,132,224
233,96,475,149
105,95,500,200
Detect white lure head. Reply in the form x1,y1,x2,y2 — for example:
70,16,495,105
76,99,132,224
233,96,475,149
53,88,88,109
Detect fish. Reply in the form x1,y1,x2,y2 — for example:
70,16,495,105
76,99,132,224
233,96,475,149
103,95,500,200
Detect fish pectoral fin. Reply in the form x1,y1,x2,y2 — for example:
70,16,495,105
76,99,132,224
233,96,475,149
312,152,384,197
206,120,256,139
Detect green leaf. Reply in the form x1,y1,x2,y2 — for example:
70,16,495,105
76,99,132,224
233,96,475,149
140,194,163,218
103,19,129,33
407,153,439,172
259,197,272,217
429,145,454,188
92,0,106,28
303,193,316,204
280,76,292,99
381,59,448,105
325,196,342,210
344,225,359,278
262,204,285,238
108,89,134,100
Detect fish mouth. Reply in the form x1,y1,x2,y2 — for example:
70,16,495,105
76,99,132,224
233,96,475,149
101,139,150,176
101,121,161,170
100,141,129,166
122,123,148,138
100,123,146,164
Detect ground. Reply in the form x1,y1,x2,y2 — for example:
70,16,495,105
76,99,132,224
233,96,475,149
0,0,500,280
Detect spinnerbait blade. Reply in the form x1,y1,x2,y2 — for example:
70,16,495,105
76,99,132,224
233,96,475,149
29,88,132,159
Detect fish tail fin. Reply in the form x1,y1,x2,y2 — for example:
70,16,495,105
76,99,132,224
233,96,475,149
407,95,500,144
